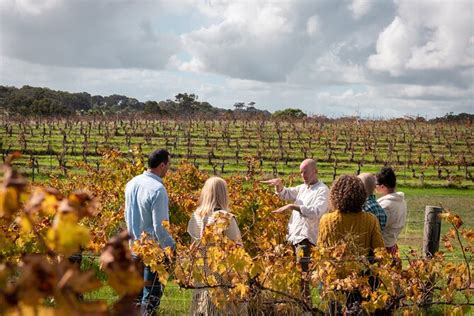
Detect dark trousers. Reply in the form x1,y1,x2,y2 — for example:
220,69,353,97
141,266,163,315
293,239,313,307
132,255,163,316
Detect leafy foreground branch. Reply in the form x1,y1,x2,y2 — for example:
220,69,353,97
0,153,473,315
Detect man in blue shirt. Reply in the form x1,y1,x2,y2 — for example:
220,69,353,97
358,172,387,231
125,149,175,315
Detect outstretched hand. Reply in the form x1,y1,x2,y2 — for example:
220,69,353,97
272,204,297,214
260,178,282,186
260,178,283,192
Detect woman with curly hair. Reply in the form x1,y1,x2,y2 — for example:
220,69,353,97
318,175,385,315
317,174,384,252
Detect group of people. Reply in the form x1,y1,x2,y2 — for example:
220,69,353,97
124,149,408,315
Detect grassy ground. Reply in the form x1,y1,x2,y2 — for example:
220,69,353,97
79,187,472,315
82,283,190,315
397,186,473,258
81,256,192,315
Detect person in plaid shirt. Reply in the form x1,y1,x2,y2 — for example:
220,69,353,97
358,173,387,230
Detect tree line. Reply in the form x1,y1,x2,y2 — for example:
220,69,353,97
0,85,272,119
0,85,472,122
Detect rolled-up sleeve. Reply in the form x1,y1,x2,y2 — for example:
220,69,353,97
278,186,300,201
299,187,329,219
151,189,176,250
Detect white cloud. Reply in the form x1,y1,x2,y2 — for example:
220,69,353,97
0,0,472,118
0,0,62,15
181,0,303,82
225,78,270,91
178,57,206,73
399,84,473,100
306,15,320,37
368,0,474,75
349,0,372,19
0,0,181,69
181,1,396,83
368,16,416,76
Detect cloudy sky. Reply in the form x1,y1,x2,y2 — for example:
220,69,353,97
0,0,473,118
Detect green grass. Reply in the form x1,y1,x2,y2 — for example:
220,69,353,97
398,190,473,253
5,118,472,313
83,283,192,315
158,283,192,315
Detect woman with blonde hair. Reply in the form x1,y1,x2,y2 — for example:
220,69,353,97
187,177,241,243
187,177,244,316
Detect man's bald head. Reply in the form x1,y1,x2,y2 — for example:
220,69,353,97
357,172,376,196
300,159,318,185
300,159,316,170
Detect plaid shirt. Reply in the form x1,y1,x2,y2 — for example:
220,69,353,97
363,195,387,231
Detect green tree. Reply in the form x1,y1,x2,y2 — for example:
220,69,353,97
272,108,307,119
144,101,162,114
233,102,245,110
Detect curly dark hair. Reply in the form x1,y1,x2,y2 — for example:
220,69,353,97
330,175,367,213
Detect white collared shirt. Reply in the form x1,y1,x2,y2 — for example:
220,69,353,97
278,181,329,245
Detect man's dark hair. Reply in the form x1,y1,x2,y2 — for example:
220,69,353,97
148,149,170,169
376,167,396,188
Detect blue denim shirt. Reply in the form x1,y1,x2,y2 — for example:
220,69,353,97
125,171,175,250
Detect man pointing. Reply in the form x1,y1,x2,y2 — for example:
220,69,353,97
261,158,329,304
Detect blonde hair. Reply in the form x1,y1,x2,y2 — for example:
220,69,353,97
196,177,230,217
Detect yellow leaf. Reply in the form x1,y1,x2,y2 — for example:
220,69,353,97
0,187,20,218
42,193,59,216
217,263,227,274
162,220,170,232
207,275,217,286
448,306,463,316
46,213,90,256
250,262,263,278
106,266,143,296
233,283,248,298
6,304,56,316
18,215,32,233
148,264,169,286
164,246,174,258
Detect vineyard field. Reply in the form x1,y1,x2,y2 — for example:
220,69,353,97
1,116,473,188
1,116,472,315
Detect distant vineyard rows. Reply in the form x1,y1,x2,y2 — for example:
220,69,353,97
1,116,472,187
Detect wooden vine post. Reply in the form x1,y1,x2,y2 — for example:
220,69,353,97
423,205,443,257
